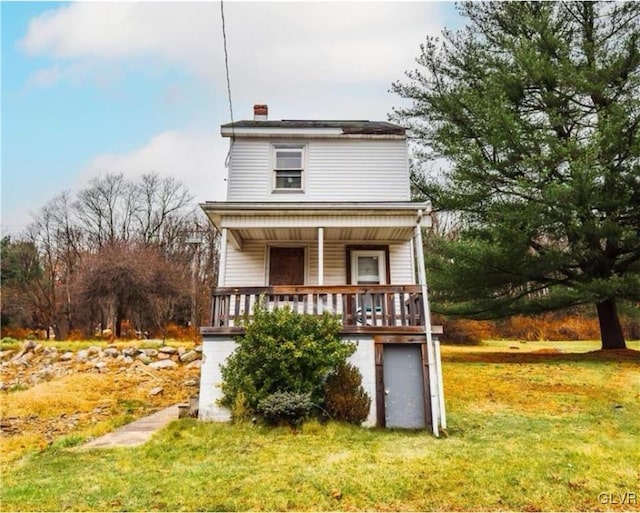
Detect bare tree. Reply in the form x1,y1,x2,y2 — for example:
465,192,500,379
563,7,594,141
75,173,137,248
136,173,194,247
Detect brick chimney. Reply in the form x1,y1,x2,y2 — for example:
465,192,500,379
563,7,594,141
253,104,268,121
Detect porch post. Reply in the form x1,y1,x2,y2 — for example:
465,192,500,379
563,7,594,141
318,227,324,286
217,228,228,287
414,212,443,436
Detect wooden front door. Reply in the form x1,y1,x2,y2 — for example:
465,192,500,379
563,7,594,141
269,247,305,285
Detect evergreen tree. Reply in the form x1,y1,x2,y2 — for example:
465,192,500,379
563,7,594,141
392,2,640,349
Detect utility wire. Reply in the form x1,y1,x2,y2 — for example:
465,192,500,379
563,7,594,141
220,0,235,143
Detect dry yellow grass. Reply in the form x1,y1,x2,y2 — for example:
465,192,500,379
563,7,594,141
0,365,199,464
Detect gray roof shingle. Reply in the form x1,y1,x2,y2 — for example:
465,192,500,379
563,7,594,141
221,120,405,135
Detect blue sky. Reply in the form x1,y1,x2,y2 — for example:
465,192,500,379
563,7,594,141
1,1,461,237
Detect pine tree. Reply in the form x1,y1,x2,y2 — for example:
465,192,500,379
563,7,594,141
392,2,640,350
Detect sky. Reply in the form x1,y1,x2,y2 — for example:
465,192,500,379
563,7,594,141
1,1,462,238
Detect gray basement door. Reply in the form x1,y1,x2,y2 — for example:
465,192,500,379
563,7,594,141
383,344,426,429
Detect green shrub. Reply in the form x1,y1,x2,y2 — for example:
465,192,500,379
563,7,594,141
323,363,371,425
219,304,355,413
257,391,313,427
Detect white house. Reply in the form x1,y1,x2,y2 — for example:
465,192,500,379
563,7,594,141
198,104,446,435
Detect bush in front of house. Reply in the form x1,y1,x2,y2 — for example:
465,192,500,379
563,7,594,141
257,391,314,427
219,304,355,421
323,362,371,425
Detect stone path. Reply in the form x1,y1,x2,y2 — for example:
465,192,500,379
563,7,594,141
81,404,180,449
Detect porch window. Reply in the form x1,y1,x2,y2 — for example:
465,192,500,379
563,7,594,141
273,145,304,191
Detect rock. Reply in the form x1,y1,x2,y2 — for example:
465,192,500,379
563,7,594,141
22,340,37,352
76,349,89,362
178,347,186,355
136,354,152,364
157,353,171,360
183,379,199,387
103,348,120,358
149,386,164,396
194,345,203,353
122,347,136,357
149,360,178,369
94,361,107,371
87,346,102,356
159,346,177,354
122,356,133,364
13,353,34,367
180,351,199,363
33,344,45,354
185,360,202,369
59,351,74,361
144,349,158,357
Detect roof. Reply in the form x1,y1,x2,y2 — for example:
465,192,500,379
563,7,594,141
220,120,405,136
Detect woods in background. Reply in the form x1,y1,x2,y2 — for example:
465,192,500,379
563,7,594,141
1,173,218,340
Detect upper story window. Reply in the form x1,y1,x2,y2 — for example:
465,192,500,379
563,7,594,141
273,145,304,192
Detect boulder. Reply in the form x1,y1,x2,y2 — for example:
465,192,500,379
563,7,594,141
103,348,120,358
185,360,202,369
76,349,89,362
179,351,199,363
157,353,171,360
144,349,158,357
22,340,37,352
149,360,178,369
159,346,177,354
136,354,152,365
94,361,107,371
149,386,164,396
59,351,74,361
87,346,102,356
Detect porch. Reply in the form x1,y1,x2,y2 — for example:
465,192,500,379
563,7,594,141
200,284,442,336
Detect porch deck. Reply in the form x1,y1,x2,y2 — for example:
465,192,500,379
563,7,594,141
201,285,441,336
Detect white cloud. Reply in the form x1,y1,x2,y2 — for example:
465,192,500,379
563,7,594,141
19,2,450,117
79,131,230,204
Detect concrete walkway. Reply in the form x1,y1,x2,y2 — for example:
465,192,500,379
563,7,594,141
81,404,180,449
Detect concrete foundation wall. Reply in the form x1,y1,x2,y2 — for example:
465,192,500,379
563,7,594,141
198,335,377,426
198,337,236,421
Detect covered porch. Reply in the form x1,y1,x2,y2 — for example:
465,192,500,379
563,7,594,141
198,201,446,434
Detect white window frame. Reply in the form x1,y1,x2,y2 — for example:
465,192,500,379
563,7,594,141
272,144,305,193
350,250,387,285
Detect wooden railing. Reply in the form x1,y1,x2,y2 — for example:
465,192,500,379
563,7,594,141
202,285,426,335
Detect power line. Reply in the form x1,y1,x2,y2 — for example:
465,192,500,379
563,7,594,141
220,0,235,139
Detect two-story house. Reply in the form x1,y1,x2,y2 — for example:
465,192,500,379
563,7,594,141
198,104,446,435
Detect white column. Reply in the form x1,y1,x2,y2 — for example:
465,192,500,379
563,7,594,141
414,214,443,436
318,227,324,286
217,228,228,287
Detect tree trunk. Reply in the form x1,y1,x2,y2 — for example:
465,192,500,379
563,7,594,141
596,299,627,350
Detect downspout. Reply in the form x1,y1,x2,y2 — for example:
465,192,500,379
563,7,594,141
415,209,442,436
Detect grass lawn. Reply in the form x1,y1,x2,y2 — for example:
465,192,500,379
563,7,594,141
1,341,639,511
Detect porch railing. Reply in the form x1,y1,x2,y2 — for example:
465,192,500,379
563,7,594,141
203,285,426,334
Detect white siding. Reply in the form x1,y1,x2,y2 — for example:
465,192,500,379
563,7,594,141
224,241,266,286
223,239,414,286
389,241,415,284
226,139,410,202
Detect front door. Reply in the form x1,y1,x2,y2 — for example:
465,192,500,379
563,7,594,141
382,344,427,428
350,250,387,285
350,249,387,321
269,247,305,285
